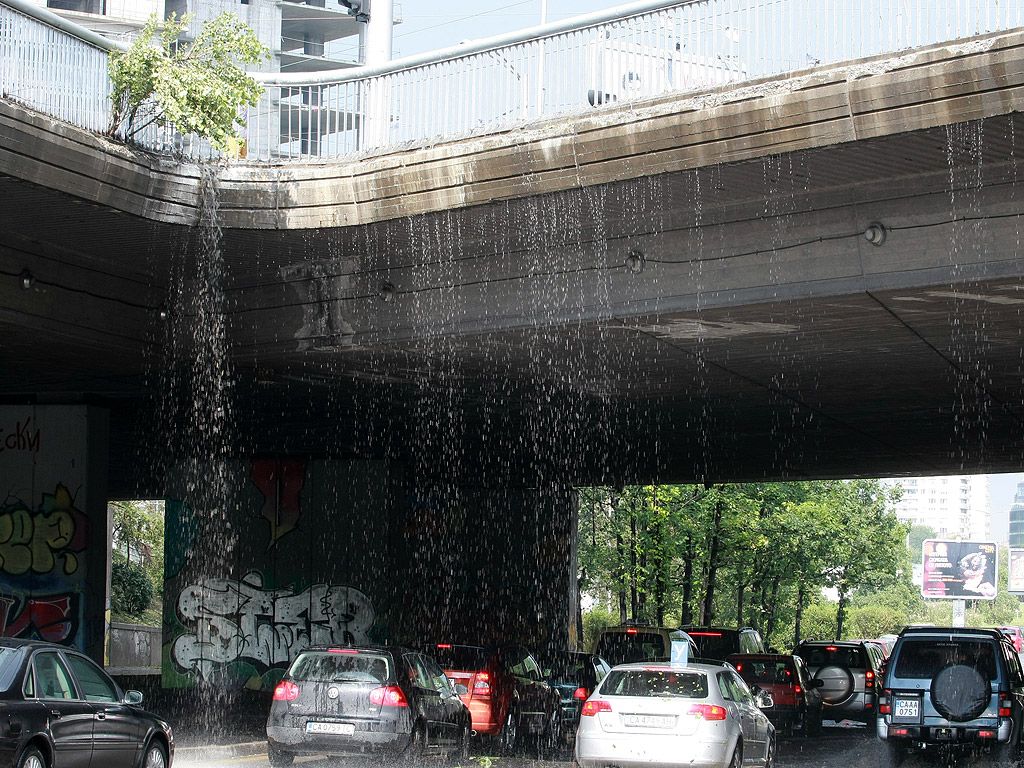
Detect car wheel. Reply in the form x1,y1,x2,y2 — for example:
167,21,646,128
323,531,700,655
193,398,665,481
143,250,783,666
499,708,518,754
763,734,776,768
544,711,562,755
268,742,295,767
447,723,470,766
17,746,46,768
404,724,428,766
142,740,168,768
728,741,742,768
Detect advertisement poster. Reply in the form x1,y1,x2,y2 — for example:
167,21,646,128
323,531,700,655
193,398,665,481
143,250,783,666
921,540,998,600
1009,549,1024,594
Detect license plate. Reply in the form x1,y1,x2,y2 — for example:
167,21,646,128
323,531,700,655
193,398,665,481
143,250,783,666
893,697,920,720
306,721,355,735
622,714,674,728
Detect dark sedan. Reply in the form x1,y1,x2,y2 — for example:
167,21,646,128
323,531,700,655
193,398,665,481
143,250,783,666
0,637,174,768
535,650,610,739
266,645,471,766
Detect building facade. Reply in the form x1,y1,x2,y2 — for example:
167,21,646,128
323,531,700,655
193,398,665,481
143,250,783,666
1007,479,1024,548
886,475,992,541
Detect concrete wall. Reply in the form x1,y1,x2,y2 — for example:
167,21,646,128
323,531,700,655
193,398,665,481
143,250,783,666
108,621,162,672
0,405,110,662
162,457,575,691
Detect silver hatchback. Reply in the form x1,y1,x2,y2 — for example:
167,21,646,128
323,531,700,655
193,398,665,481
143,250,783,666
575,661,775,768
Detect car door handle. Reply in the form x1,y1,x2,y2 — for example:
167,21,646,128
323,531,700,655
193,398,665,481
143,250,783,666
96,712,107,720
50,710,62,718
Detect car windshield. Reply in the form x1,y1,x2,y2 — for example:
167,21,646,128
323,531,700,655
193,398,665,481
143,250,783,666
431,646,489,671
288,651,391,683
602,669,708,698
539,653,589,683
893,640,997,680
799,645,866,668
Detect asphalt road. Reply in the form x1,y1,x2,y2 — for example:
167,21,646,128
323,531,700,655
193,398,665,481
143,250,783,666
175,719,1022,768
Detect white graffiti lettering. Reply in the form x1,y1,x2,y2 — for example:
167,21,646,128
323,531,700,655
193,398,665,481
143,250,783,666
171,571,375,680
0,418,41,455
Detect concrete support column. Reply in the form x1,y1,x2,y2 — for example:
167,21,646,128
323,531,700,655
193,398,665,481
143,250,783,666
0,405,110,663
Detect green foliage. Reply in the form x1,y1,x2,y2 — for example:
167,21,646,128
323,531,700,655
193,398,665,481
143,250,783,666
108,12,269,150
798,602,839,643
582,606,618,653
578,479,911,649
907,523,937,564
845,605,906,638
111,555,154,617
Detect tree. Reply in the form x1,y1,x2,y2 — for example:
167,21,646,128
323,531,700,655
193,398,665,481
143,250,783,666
108,12,269,150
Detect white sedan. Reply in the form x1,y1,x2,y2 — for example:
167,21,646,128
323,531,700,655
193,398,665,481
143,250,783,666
575,661,776,768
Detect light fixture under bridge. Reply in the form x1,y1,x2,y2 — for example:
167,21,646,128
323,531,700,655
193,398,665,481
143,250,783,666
625,250,646,274
864,222,887,246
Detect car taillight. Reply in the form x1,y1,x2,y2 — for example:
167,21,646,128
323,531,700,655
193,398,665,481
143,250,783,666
866,670,874,682
273,681,299,701
474,672,491,692
794,685,803,694
688,704,727,721
370,685,408,707
581,700,612,716
1000,696,1012,718
574,687,590,700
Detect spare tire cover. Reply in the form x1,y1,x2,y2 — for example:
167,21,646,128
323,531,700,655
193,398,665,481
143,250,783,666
814,665,854,704
930,663,989,722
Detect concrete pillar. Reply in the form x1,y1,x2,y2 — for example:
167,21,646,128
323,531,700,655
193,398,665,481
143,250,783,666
0,405,110,664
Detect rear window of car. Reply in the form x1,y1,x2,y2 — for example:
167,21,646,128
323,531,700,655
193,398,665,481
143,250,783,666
288,651,392,683
734,659,794,685
596,633,668,664
798,645,866,668
601,669,709,698
0,646,24,691
688,631,737,659
893,640,998,680
431,646,490,671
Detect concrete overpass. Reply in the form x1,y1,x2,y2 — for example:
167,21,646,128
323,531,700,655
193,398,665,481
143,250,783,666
2,14,1024,680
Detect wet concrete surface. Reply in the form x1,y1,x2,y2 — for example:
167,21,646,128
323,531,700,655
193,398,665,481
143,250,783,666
173,720,1018,768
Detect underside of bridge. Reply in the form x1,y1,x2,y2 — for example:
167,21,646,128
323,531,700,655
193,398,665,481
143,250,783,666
3,31,1024,495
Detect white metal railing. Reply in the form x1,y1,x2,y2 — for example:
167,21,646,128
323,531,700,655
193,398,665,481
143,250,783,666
2,0,1022,162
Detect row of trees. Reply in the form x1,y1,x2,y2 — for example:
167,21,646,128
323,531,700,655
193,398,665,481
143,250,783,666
577,480,911,651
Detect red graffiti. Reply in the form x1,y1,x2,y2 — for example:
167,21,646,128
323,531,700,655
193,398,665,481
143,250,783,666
0,417,41,455
251,458,307,549
0,593,79,643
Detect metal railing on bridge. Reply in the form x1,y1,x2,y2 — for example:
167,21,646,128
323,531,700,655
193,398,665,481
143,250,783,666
1,0,1021,162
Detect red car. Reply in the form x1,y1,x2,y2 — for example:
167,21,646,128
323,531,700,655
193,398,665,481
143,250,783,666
728,653,825,736
429,643,560,753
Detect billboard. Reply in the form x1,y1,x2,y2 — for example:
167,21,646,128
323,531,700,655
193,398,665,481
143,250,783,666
921,540,998,600
1009,549,1024,594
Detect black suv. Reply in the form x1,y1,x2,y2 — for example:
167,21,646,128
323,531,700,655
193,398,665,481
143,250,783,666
680,626,765,660
792,639,885,724
878,626,1024,764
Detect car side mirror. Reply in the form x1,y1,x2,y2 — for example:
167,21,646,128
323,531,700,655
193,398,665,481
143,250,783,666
124,690,144,705
754,689,774,709
454,683,468,696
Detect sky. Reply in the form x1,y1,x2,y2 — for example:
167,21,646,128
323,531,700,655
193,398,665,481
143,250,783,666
390,0,624,59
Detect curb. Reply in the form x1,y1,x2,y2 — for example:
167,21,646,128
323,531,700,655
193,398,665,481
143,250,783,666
176,740,266,760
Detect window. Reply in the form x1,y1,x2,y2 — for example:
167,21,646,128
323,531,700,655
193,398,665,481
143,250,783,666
603,669,708,698
32,653,76,700
64,654,119,702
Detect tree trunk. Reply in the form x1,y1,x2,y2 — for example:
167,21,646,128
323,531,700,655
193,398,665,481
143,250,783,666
630,513,638,620
681,538,694,625
793,584,806,648
702,491,725,626
835,589,848,640
736,582,745,628
617,532,627,623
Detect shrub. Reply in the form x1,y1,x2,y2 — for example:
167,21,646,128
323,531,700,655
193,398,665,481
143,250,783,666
111,558,154,617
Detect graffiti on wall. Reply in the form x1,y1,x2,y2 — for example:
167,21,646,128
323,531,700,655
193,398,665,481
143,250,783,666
251,458,306,550
0,484,87,576
0,593,80,643
0,416,41,456
171,570,374,680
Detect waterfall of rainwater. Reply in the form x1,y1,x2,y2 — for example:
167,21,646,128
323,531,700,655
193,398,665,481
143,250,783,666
151,164,239,736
